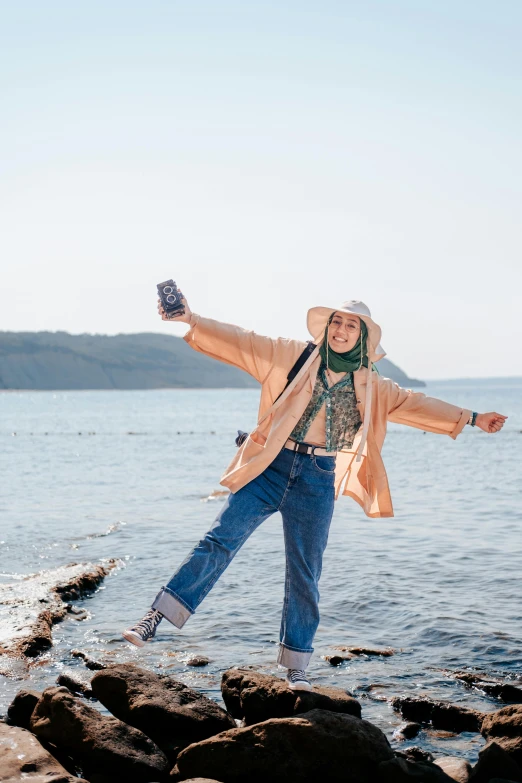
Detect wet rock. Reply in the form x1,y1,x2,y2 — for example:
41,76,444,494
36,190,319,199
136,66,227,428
30,686,168,782
7,688,41,729
57,668,94,698
173,707,394,783
0,720,88,782
334,645,395,656
469,740,522,782
393,721,422,740
378,755,457,781
71,648,106,670
0,560,118,659
326,654,352,666
434,756,471,782
91,662,236,762
221,667,361,725
454,672,522,703
186,656,210,667
397,747,435,763
392,696,484,733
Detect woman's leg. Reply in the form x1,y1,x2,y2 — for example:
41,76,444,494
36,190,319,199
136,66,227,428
276,454,335,669
152,481,277,628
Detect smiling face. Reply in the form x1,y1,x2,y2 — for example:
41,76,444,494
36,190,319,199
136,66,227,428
327,312,361,353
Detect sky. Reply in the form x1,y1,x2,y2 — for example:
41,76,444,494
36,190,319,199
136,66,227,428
1,0,521,379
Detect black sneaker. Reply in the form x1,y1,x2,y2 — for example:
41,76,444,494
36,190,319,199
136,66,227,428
285,668,313,691
122,608,163,647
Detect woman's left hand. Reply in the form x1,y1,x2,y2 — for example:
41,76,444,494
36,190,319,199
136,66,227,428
475,412,508,433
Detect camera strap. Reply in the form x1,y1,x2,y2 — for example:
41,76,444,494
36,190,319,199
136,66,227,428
274,341,316,403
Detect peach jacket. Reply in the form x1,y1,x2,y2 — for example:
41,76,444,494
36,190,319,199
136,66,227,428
184,314,471,518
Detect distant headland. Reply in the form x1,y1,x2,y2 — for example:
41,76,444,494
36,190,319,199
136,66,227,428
0,331,425,390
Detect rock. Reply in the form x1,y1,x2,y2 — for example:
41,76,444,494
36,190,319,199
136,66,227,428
454,672,522,703
482,704,522,739
434,756,471,782
71,648,107,670
57,668,94,698
393,721,422,740
0,720,88,782
481,705,522,765
173,707,394,783
0,560,118,659
469,740,522,782
91,663,236,762
378,756,458,781
7,688,42,729
221,668,361,726
326,654,352,665
181,780,224,783
186,656,210,667
30,686,169,782
333,645,395,656
392,696,484,733
397,747,435,763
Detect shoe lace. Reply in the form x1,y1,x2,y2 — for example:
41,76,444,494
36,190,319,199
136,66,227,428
133,609,162,636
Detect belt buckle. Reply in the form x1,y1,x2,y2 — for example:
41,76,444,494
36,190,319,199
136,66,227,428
296,442,310,455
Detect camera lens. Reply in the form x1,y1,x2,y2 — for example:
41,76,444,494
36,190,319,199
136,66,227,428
166,295,176,303
163,286,173,294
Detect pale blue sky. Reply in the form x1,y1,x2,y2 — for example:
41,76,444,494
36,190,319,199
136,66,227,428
2,1,521,378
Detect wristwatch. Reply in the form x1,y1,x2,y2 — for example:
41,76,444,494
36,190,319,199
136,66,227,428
468,411,478,427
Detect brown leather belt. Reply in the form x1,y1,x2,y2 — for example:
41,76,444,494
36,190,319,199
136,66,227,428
284,439,334,458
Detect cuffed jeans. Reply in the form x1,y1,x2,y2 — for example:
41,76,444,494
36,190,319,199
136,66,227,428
152,446,335,669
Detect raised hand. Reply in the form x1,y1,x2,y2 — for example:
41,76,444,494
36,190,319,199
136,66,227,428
157,294,192,324
475,412,508,433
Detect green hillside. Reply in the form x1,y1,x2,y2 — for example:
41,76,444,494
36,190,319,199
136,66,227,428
0,331,424,390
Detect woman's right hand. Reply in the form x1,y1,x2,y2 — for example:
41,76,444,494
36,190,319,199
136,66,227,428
157,295,192,324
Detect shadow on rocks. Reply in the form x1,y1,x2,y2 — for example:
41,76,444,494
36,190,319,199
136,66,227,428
172,707,394,783
91,663,236,763
29,686,169,782
221,667,361,725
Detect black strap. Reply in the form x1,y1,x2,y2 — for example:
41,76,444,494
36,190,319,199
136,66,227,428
275,341,316,402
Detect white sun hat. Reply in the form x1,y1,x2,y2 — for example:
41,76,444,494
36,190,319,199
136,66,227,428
306,300,386,463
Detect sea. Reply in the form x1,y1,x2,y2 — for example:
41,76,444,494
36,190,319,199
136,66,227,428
1,379,521,764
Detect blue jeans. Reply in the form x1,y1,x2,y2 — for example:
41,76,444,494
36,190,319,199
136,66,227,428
152,446,335,669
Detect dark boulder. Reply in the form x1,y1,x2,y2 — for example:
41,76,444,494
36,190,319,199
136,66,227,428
378,756,458,781
221,667,361,725
91,662,236,761
392,722,422,740
469,740,522,782
173,707,394,783
7,689,42,729
29,686,169,782
392,696,484,733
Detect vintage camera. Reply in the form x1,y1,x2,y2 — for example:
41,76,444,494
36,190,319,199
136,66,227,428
157,279,186,319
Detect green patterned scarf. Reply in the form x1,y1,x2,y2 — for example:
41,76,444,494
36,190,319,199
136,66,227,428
319,317,373,373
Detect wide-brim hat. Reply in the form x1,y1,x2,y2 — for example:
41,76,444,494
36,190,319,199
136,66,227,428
307,300,386,363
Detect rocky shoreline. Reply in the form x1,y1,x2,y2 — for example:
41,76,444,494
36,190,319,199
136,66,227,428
3,661,522,782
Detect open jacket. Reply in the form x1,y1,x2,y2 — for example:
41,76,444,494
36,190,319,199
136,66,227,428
184,314,471,518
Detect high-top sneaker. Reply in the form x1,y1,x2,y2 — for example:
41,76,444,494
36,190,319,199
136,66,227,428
122,608,163,647
285,668,313,691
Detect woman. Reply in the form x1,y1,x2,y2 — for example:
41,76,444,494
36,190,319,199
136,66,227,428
123,297,507,691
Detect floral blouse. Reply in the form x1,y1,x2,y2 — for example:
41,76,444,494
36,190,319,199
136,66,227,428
290,361,362,452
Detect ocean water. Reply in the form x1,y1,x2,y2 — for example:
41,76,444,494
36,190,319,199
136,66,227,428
1,380,521,763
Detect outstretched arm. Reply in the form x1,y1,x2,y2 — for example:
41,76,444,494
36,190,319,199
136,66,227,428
383,376,508,437
157,294,279,383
